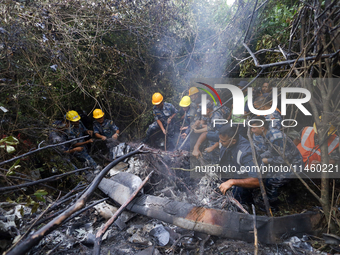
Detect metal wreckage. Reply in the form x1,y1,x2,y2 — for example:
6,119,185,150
4,142,323,255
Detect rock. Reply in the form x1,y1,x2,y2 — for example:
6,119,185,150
135,247,160,255
149,225,170,246
128,233,151,246
94,202,117,219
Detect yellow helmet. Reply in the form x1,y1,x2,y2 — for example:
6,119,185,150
179,96,191,107
189,87,199,96
66,110,81,122
152,92,163,105
93,109,105,119
313,116,336,136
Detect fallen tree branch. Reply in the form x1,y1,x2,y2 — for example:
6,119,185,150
92,170,154,255
199,234,211,255
0,167,90,192
0,173,67,194
243,43,260,66
0,136,89,166
244,0,258,43
63,197,109,224
5,145,145,255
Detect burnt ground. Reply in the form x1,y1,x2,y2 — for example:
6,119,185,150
0,142,339,254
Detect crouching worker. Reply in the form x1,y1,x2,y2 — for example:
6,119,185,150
65,110,99,170
142,92,178,144
218,125,260,205
297,116,339,168
93,109,120,141
251,116,303,209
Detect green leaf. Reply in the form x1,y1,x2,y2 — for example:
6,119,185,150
19,206,24,217
31,202,40,214
6,159,21,176
0,136,19,154
0,136,19,146
34,190,48,202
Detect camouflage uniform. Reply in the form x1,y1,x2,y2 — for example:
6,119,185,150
65,121,98,168
266,110,282,130
49,121,69,152
253,128,303,203
144,102,178,141
252,110,282,154
93,119,119,138
255,128,302,168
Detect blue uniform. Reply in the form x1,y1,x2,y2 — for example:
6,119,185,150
252,110,282,153
265,110,282,130
253,128,302,168
65,121,97,168
219,135,257,178
253,128,303,204
144,102,178,142
93,119,119,138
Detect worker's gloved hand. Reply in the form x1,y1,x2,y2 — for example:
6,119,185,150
181,133,187,139
101,136,107,141
87,139,94,143
162,129,167,135
112,133,118,140
180,126,188,131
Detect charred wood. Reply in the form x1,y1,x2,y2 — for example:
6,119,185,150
5,146,144,255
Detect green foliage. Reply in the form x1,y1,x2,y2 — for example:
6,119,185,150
0,136,19,154
6,159,21,176
34,189,48,203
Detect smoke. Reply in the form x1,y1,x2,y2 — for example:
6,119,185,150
151,0,258,94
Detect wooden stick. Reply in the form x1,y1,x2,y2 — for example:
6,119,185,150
92,170,154,255
0,167,90,192
165,123,169,152
252,204,258,255
247,125,272,217
175,112,187,150
178,129,192,150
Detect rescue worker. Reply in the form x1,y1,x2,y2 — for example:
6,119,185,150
192,100,225,162
218,125,260,204
188,87,201,107
178,96,193,150
92,109,119,141
261,82,272,98
143,92,178,144
251,116,303,207
229,80,249,138
65,110,99,169
297,117,339,167
178,96,193,139
253,96,282,130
